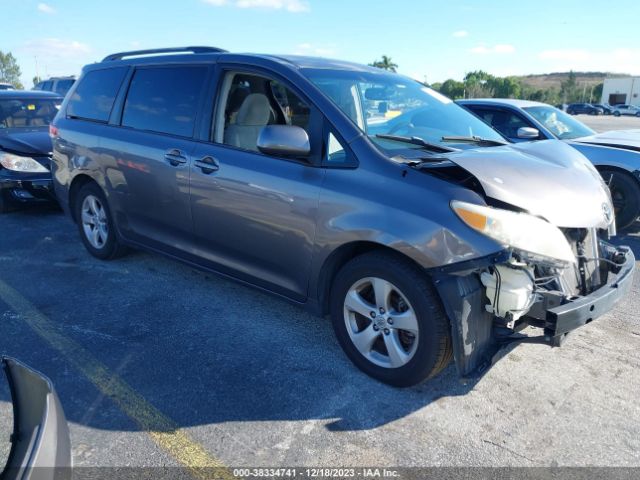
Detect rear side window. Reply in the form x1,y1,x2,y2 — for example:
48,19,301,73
67,68,127,122
54,79,75,96
121,66,207,138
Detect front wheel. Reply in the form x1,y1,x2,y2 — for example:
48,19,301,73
635,112,640,117
74,183,128,260
614,111,621,117
601,169,640,230
330,252,452,387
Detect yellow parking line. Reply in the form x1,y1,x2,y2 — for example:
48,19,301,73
0,278,233,480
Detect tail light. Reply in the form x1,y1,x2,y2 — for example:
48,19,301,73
49,124,58,138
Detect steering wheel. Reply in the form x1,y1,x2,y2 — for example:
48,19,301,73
387,121,414,135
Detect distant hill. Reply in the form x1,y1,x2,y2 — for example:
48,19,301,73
514,72,631,89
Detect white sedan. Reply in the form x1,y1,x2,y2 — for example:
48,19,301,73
613,104,640,117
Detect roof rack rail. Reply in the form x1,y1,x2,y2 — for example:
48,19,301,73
102,46,227,62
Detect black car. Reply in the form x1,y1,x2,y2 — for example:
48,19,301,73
593,103,613,115
566,103,603,115
0,90,61,212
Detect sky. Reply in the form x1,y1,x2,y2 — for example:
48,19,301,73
2,0,640,87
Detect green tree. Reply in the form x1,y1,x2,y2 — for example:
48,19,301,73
438,79,465,99
463,70,494,98
368,55,398,72
489,76,521,98
591,82,603,103
0,51,23,88
560,70,579,103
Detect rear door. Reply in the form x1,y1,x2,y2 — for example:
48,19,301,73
99,65,209,253
189,67,325,300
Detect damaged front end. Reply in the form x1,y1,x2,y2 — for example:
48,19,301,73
434,225,634,378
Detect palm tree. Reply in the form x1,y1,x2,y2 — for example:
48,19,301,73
369,55,398,72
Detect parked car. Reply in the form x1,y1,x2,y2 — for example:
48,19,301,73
1,356,71,479
458,98,640,229
0,90,62,212
0,83,15,91
612,104,640,117
593,103,614,115
566,103,603,115
34,76,76,97
51,47,633,387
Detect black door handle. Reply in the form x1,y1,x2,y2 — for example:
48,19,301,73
164,149,187,166
194,156,219,174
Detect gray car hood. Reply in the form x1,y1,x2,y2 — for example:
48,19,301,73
575,129,640,152
447,140,612,229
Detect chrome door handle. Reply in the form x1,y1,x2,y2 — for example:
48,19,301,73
164,149,187,166
194,156,219,174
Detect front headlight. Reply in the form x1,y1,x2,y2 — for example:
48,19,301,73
451,200,575,265
0,152,48,173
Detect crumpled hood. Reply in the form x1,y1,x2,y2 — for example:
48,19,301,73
0,128,52,156
447,140,612,229
575,129,640,152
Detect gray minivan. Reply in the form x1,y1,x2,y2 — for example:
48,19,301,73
51,47,634,387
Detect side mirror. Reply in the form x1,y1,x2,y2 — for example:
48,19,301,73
257,125,311,157
2,357,71,479
517,127,540,139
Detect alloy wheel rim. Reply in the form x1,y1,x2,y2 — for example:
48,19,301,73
81,195,109,249
343,277,419,368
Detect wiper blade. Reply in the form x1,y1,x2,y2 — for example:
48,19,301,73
441,135,508,146
375,134,458,153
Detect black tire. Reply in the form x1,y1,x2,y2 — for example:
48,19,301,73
601,169,640,230
614,111,621,117
74,182,128,260
567,110,575,115
330,251,452,387
636,112,640,117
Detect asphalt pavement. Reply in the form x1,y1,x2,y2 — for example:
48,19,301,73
0,114,639,474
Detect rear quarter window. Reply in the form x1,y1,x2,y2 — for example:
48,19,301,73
54,79,75,96
66,68,127,122
121,66,207,138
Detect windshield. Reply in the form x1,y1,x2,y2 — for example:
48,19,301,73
524,105,595,140
0,98,61,129
304,69,506,152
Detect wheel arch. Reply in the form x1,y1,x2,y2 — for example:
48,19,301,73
68,174,99,223
596,165,640,188
315,241,426,317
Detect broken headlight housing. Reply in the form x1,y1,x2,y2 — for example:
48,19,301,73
451,200,576,266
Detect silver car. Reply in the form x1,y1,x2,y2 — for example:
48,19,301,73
51,48,634,387
612,104,640,117
459,99,640,229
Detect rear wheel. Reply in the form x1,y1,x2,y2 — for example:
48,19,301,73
614,111,621,117
636,112,640,117
330,251,452,387
601,169,640,230
74,183,127,260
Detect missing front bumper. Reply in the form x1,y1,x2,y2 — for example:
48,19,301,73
435,245,635,378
